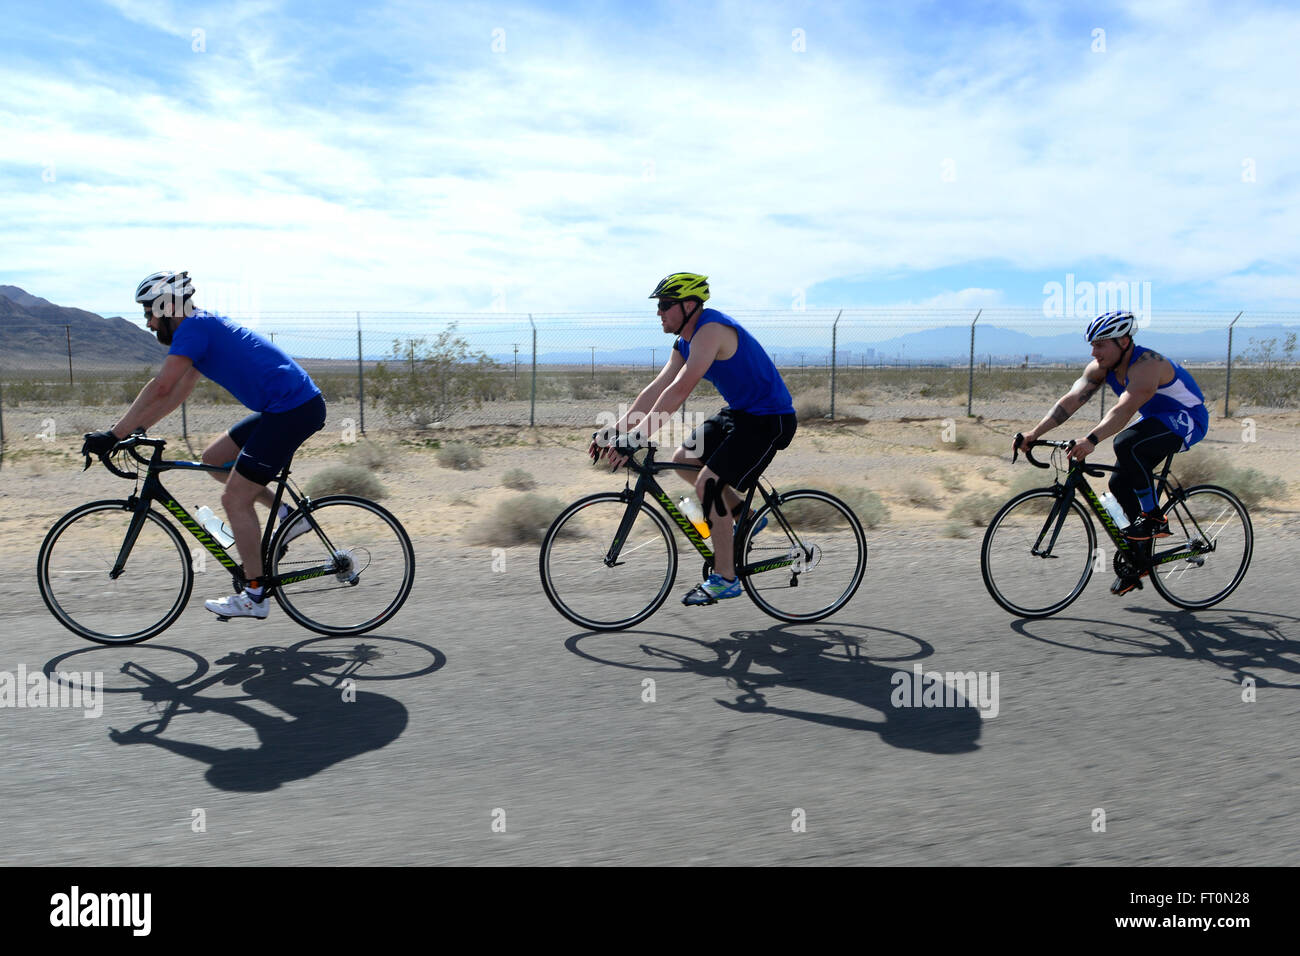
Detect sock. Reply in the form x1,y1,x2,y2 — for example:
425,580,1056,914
276,504,289,522
245,581,265,603
1135,488,1156,513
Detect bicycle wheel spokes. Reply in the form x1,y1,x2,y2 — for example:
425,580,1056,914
1150,485,1252,609
38,502,191,644
540,493,676,631
981,489,1096,618
271,496,414,636
741,490,866,623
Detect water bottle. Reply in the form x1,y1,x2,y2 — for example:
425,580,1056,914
1097,492,1129,530
195,506,235,548
679,497,711,539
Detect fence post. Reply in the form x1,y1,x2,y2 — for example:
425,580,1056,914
830,310,842,420
1224,311,1243,417
0,373,5,446
529,314,537,427
182,401,188,441
66,325,74,386
357,311,365,435
966,309,981,416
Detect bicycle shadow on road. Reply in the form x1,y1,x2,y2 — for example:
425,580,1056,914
1133,607,1300,689
567,624,983,754
44,636,444,792
1010,608,1300,689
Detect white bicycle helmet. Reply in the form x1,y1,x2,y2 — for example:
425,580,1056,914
134,271,194,305
1085,311,1136,342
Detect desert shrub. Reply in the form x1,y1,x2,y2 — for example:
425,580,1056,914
943,521,970,539
437,442,483,470
936,467,965,493
795,389,831,422
469,493,566,545
501,468,536,490
897,478,941,509
344,439,387,471
1170,449,1287,508
782,485,889,529
948,492,1000,527
368,325,501,426
1233,333,1299,407
305,465,388,499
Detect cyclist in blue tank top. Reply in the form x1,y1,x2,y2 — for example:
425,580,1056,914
589,273,797,607
1015,311,1209,596
80,272,327,621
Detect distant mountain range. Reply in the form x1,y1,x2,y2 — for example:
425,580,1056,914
1,285,165,368
2,284,1292,368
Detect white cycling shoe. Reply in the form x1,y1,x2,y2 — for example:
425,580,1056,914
204,592,269,620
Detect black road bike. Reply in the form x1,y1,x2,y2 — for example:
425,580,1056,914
38,433,414,644
539,441,867,631
980,437,1252,618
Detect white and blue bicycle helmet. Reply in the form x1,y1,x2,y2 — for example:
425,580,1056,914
1085,311,1136,343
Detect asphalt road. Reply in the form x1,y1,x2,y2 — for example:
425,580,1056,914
2,523,1297,866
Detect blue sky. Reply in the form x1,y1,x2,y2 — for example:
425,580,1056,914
1,0,1297,319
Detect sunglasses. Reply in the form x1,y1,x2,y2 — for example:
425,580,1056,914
656,300,680,313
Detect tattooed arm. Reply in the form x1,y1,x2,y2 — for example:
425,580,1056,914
1018,360,1107,449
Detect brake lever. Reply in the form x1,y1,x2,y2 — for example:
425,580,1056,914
1012,432,1022,464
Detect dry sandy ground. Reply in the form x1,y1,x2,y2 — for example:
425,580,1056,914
2,404,1296,556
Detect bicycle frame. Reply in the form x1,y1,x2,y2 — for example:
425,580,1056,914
108,439,343,593
604,445,809,577
1030,450,1213,571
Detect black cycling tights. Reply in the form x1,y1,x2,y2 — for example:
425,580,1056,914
1109,418,1185,521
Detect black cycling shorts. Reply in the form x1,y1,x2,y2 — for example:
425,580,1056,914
683,408,797,492
227,393,327,485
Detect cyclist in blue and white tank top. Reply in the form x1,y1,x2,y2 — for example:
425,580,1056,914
1015,311,1209,596
80,272,327,621
589,273,797,608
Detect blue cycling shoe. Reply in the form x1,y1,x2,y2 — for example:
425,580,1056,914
683,573,743,606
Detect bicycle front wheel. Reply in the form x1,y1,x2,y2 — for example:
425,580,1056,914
740,490,866,623
539,492,678,631
1149,485,1252,610
270,495,415,636
981,489,1096,618
38,499,193,644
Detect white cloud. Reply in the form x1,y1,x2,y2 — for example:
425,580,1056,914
1,0,1297,317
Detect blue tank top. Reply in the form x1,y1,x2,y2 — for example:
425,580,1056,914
169,311,321,413
1106,344,1208,448
674,309,795,415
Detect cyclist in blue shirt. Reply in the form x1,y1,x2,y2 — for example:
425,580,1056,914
1016,311,1209,595
81,272,326,620
590,273,797,606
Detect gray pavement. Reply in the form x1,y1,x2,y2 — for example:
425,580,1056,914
2,525,1297,866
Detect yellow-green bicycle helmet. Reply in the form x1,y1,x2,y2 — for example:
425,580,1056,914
649,273,710,302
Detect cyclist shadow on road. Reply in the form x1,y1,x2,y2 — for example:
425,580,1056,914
570,625,983,754
1135,607,1300,689
1012,608,1300,689
102,641,437,791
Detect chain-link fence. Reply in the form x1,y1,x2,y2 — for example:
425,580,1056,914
2,309,1297,449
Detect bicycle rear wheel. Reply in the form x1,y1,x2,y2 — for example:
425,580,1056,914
38,500,193,644
981,488,1096,618
270,495,415,636
539,492,678,631
1149,484,1252,609
740,490,866,623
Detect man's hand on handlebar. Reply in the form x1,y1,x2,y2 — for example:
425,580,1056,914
80,429,122,458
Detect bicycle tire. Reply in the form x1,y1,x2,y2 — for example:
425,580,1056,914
981,488,1097,618
739,489,866,623
539,492,678,631
38,499,193,645
1149,484,1252,610
270,495,415,636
